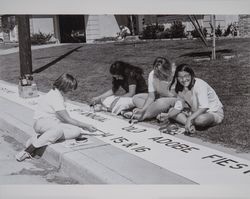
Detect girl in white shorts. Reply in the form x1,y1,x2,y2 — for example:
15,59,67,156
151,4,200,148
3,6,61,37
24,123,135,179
132,57,177,121
167,64,224,134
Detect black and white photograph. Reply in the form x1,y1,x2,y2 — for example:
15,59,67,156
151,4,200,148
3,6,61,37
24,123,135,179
0,0,250,198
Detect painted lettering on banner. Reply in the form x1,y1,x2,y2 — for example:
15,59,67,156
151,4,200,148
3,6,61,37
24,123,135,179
149,136,200,153
202,154,250,174
110,136,151,153
71,109,109,123
1,81,250,184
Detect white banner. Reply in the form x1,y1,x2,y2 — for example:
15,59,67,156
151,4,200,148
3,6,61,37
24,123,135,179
0,80,250,184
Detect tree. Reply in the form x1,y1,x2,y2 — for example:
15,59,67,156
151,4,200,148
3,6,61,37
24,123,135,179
170,21,186,38
1,15,16,33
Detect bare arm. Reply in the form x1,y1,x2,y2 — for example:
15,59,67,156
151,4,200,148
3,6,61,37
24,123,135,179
133,92,155,118
91,89,114,105
141,92,155,112
186,108,208,132
168,108,181,118
56,110,96,132
122,84,136,97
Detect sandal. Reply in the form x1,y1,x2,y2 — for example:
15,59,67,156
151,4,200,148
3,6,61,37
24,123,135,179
75,137,88,143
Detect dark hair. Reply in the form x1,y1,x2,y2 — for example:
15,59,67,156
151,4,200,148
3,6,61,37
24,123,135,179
153,57,172,80
110,61,143,78
170,64,195,93
53,73,78,92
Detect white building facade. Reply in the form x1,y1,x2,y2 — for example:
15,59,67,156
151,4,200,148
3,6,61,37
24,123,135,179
1,15,249,43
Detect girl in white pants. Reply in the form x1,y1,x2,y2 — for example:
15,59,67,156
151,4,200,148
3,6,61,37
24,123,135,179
16,73,96,161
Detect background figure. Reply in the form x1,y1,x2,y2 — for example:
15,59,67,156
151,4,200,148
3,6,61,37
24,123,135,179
16,73,96,162
132,57,177,121
117,25,131,40
91,61,147,114
168,64,224,134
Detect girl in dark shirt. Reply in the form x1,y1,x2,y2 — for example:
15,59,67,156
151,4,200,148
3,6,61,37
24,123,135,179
91,61,147,113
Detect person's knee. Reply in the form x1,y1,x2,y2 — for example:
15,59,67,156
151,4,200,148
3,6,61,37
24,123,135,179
155,99,166,108
132,94,145,108
72,127,82,136
132,95,138,105
155,98,176,110
50,128,64,141
194,115,211,127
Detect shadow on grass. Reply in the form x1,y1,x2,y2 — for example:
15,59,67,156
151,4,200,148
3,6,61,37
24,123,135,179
180,49,234,57
32,45,83,74
114,41,146,46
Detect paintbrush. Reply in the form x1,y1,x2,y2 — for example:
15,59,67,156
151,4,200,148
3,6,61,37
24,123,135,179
129,112,139,125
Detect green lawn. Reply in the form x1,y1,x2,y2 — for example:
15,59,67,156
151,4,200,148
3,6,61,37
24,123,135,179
0,38,250,152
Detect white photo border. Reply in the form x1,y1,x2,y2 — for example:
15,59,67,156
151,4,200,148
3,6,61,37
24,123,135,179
1,0,250,198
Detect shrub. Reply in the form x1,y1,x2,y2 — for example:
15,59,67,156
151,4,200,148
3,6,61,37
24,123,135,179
141,21,186,39
156,28,171,39
141,24,165,39
170,21,186,38
30,32,52,45
223,23,238,37
215,25,223,37
191,27,208,38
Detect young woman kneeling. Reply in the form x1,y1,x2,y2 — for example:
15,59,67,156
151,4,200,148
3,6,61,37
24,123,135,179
16,73,97,161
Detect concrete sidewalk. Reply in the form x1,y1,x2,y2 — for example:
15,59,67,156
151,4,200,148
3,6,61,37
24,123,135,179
0,96,194,184
0,43,68,55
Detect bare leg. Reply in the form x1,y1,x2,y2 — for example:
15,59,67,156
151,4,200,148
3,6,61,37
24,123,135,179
193,113,215,129
171,112,216,131
142,97,177,120
170,112,188,125
132,93,148,108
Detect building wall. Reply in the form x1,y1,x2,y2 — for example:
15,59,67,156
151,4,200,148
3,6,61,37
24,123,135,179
140,15,239,36
85,15,120,43
142,15,204,33
239,15,250,37
30,15,55,35
203,15,239,35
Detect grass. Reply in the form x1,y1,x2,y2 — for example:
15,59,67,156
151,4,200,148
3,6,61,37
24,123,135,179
0,37,250,152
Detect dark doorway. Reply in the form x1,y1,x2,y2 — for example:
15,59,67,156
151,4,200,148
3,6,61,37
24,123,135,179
59,15,85,43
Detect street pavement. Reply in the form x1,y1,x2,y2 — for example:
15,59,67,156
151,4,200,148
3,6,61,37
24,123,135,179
0,128,78,184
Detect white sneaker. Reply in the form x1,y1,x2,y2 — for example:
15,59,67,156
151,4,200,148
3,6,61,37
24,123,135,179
15,150,31,162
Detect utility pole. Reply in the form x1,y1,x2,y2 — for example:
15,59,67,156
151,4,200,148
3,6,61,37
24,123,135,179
17,15,32,76
211,15,216,60
129,15,135,35
17,15,38,98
